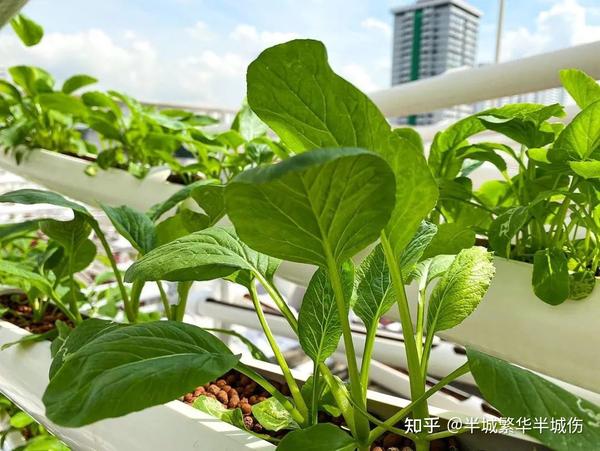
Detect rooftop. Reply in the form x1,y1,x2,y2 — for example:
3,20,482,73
391,0,483,18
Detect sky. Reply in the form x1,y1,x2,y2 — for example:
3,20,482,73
1,0,600,109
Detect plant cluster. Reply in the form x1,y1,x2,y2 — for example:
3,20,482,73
0,394,69,451
0,39,592,451
429,69,600,304
0,15,288,183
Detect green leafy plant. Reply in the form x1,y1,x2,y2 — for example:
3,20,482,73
0,190,130,323
0,15,289,184
40,40,600,451
429,69,600,304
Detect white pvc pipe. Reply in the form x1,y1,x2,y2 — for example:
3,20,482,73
370,41,600,117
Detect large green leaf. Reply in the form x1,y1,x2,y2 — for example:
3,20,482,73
246,39,437,258
0,189,89,216
532,248,569,305
298,262,353,363
354,245,394,331
467,348,600,451
49,319,124,378
10,14,43,47
560,69,600,109
555,100,600,159
277,423,355,451
488,206,530,257
101,204,156,254
225,147,395,266
125,226,280,284
62,74,98,95
43,321,239,427
426,247,494,334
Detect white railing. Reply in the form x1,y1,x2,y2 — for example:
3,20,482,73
370,40,600,117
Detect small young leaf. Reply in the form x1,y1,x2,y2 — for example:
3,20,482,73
0,260,53,297
9,411,35,428
147,179,218,221
191,184,226,226
61,74,98,94
569,271,596,301
569,161,600,179
467,348,600,451
399,221,437,275
560,69,600,109
488,206,530,257
532,248,570,305
101,204,156,254
125,226,280,284
40,214,91,254
555,100,600,159
421,222,475,260
354,245,395,331
192,396,247,431
38,92,89,118
277,423,356,451
43,321,239,427
252,397,299,431
10,14,43,47
426,247,494,334
225,147,395,266
298,262,354,363
410,254,455,288
20,435,70,451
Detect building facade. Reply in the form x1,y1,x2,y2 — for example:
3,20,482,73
391,0,482,125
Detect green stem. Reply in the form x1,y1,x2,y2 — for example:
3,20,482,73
310,363,320,426
319,362,356,435
380,233,428,425
257,273,356,434
368,362,470,443
255,273,299,333
359,324,377,398
325,256,370,446
248,282,309,423
236,363,306,426
67,255,83,323
91,222,133,322
415,282,427,360
175,281,192,322
50,291,79,324
156,281,172,320
130,280,145,319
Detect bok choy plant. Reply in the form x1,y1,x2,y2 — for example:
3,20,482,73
40,40,600,451
429,69,600,305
